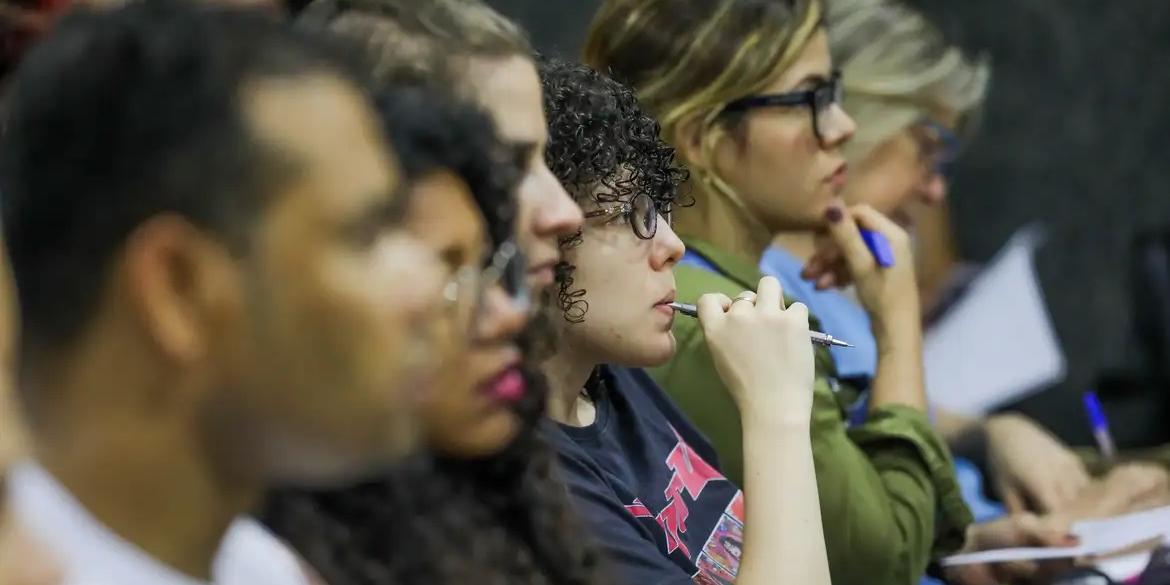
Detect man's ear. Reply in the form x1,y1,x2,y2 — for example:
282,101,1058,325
120,214,240,365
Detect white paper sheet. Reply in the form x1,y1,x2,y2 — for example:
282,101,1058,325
924,226,1067,415
941,546,1084,566
941,505,1170,567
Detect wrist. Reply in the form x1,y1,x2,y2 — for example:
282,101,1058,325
869,295,922,337
739,398,813,433
874,314,923,357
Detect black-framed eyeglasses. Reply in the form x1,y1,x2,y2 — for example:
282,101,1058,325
720,70,844,144
443,239,528,333
914,118,961,179
583,191,668,240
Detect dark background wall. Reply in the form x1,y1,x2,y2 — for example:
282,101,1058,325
488,0,1170,447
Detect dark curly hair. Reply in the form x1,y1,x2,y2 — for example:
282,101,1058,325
261,85,608,585
539,57,690,323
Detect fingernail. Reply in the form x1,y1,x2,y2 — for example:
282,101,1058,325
825,206,843,223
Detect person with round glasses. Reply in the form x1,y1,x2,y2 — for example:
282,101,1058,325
584,0,974,583
539,56,831,585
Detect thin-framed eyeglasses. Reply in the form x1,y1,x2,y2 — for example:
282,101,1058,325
442,239,528,334
719,70,844,144
583,191,669,240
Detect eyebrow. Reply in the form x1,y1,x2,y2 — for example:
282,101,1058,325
792,72,830,90
356,190,407,231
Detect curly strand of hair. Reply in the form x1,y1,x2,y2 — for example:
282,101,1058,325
555,261,588,323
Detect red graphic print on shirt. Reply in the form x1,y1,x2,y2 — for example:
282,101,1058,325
622,429,746,584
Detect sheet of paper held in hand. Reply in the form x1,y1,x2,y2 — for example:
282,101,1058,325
923,225,1067,416
940,505,1170,566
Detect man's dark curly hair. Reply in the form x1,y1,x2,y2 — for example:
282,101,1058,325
261,85,608,585
540,57,690,323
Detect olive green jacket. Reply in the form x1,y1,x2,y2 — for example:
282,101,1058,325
649,237,973,585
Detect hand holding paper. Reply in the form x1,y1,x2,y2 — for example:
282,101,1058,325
942,505,1170,568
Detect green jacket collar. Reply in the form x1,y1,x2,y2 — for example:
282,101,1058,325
682,236,764,290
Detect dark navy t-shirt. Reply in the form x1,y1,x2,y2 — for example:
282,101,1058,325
544,366,745,585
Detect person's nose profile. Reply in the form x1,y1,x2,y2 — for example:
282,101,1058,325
534,163,584,238
651,217,686,270
823,104,857,147
474,285,528,344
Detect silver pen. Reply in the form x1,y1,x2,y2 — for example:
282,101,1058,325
668,302,854,348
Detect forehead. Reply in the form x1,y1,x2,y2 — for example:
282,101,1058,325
761,29,833,93
463,55,546,146
406,171,486,245
243,73,397,218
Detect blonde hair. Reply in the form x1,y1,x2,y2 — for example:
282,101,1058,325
826,0,990,159
298,0,532,89
584,0,823,218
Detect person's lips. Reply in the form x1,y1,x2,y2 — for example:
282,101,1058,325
482,364,526,404
654,290,677,317
526,259,558,289
826,163,848,192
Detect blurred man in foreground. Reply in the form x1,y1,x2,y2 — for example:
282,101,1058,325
0,1,445,582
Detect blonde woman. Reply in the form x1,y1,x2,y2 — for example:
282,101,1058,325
585,1,971,583
764,0,1096,520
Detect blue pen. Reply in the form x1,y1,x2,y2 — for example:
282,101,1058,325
860,228,895,268
1083,391,1116,464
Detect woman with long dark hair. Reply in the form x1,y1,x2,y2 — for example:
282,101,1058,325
262,81,607,585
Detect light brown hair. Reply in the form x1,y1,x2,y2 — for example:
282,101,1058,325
298,0,533,89
827,0,990,159
584,0,823,203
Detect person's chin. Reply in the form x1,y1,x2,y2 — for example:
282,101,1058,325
429,411,521,458
634,333,677,368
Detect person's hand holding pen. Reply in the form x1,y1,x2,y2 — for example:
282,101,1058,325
806,204,927,411
1055,464,1170,521
986,413,1092,514
803,205,920,343
695,276,816,424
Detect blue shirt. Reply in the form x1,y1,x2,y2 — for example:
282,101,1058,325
759,246,878,381
760,244,1005,525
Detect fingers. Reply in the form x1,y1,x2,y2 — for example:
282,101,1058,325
1013,513,1075,548
815,272,837,290
991,559,1041,584
696,293,733,323
850,204,905,239
785,301,809,324
754,276,784,313
1027,481,1068,514
1063,460,1092,496
999,483,1028,514
1026,459,1091,514
823,205,876,275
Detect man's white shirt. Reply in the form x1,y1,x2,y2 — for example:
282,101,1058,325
6,462,316,585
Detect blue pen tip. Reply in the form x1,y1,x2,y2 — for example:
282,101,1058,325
1083,391,1109,429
